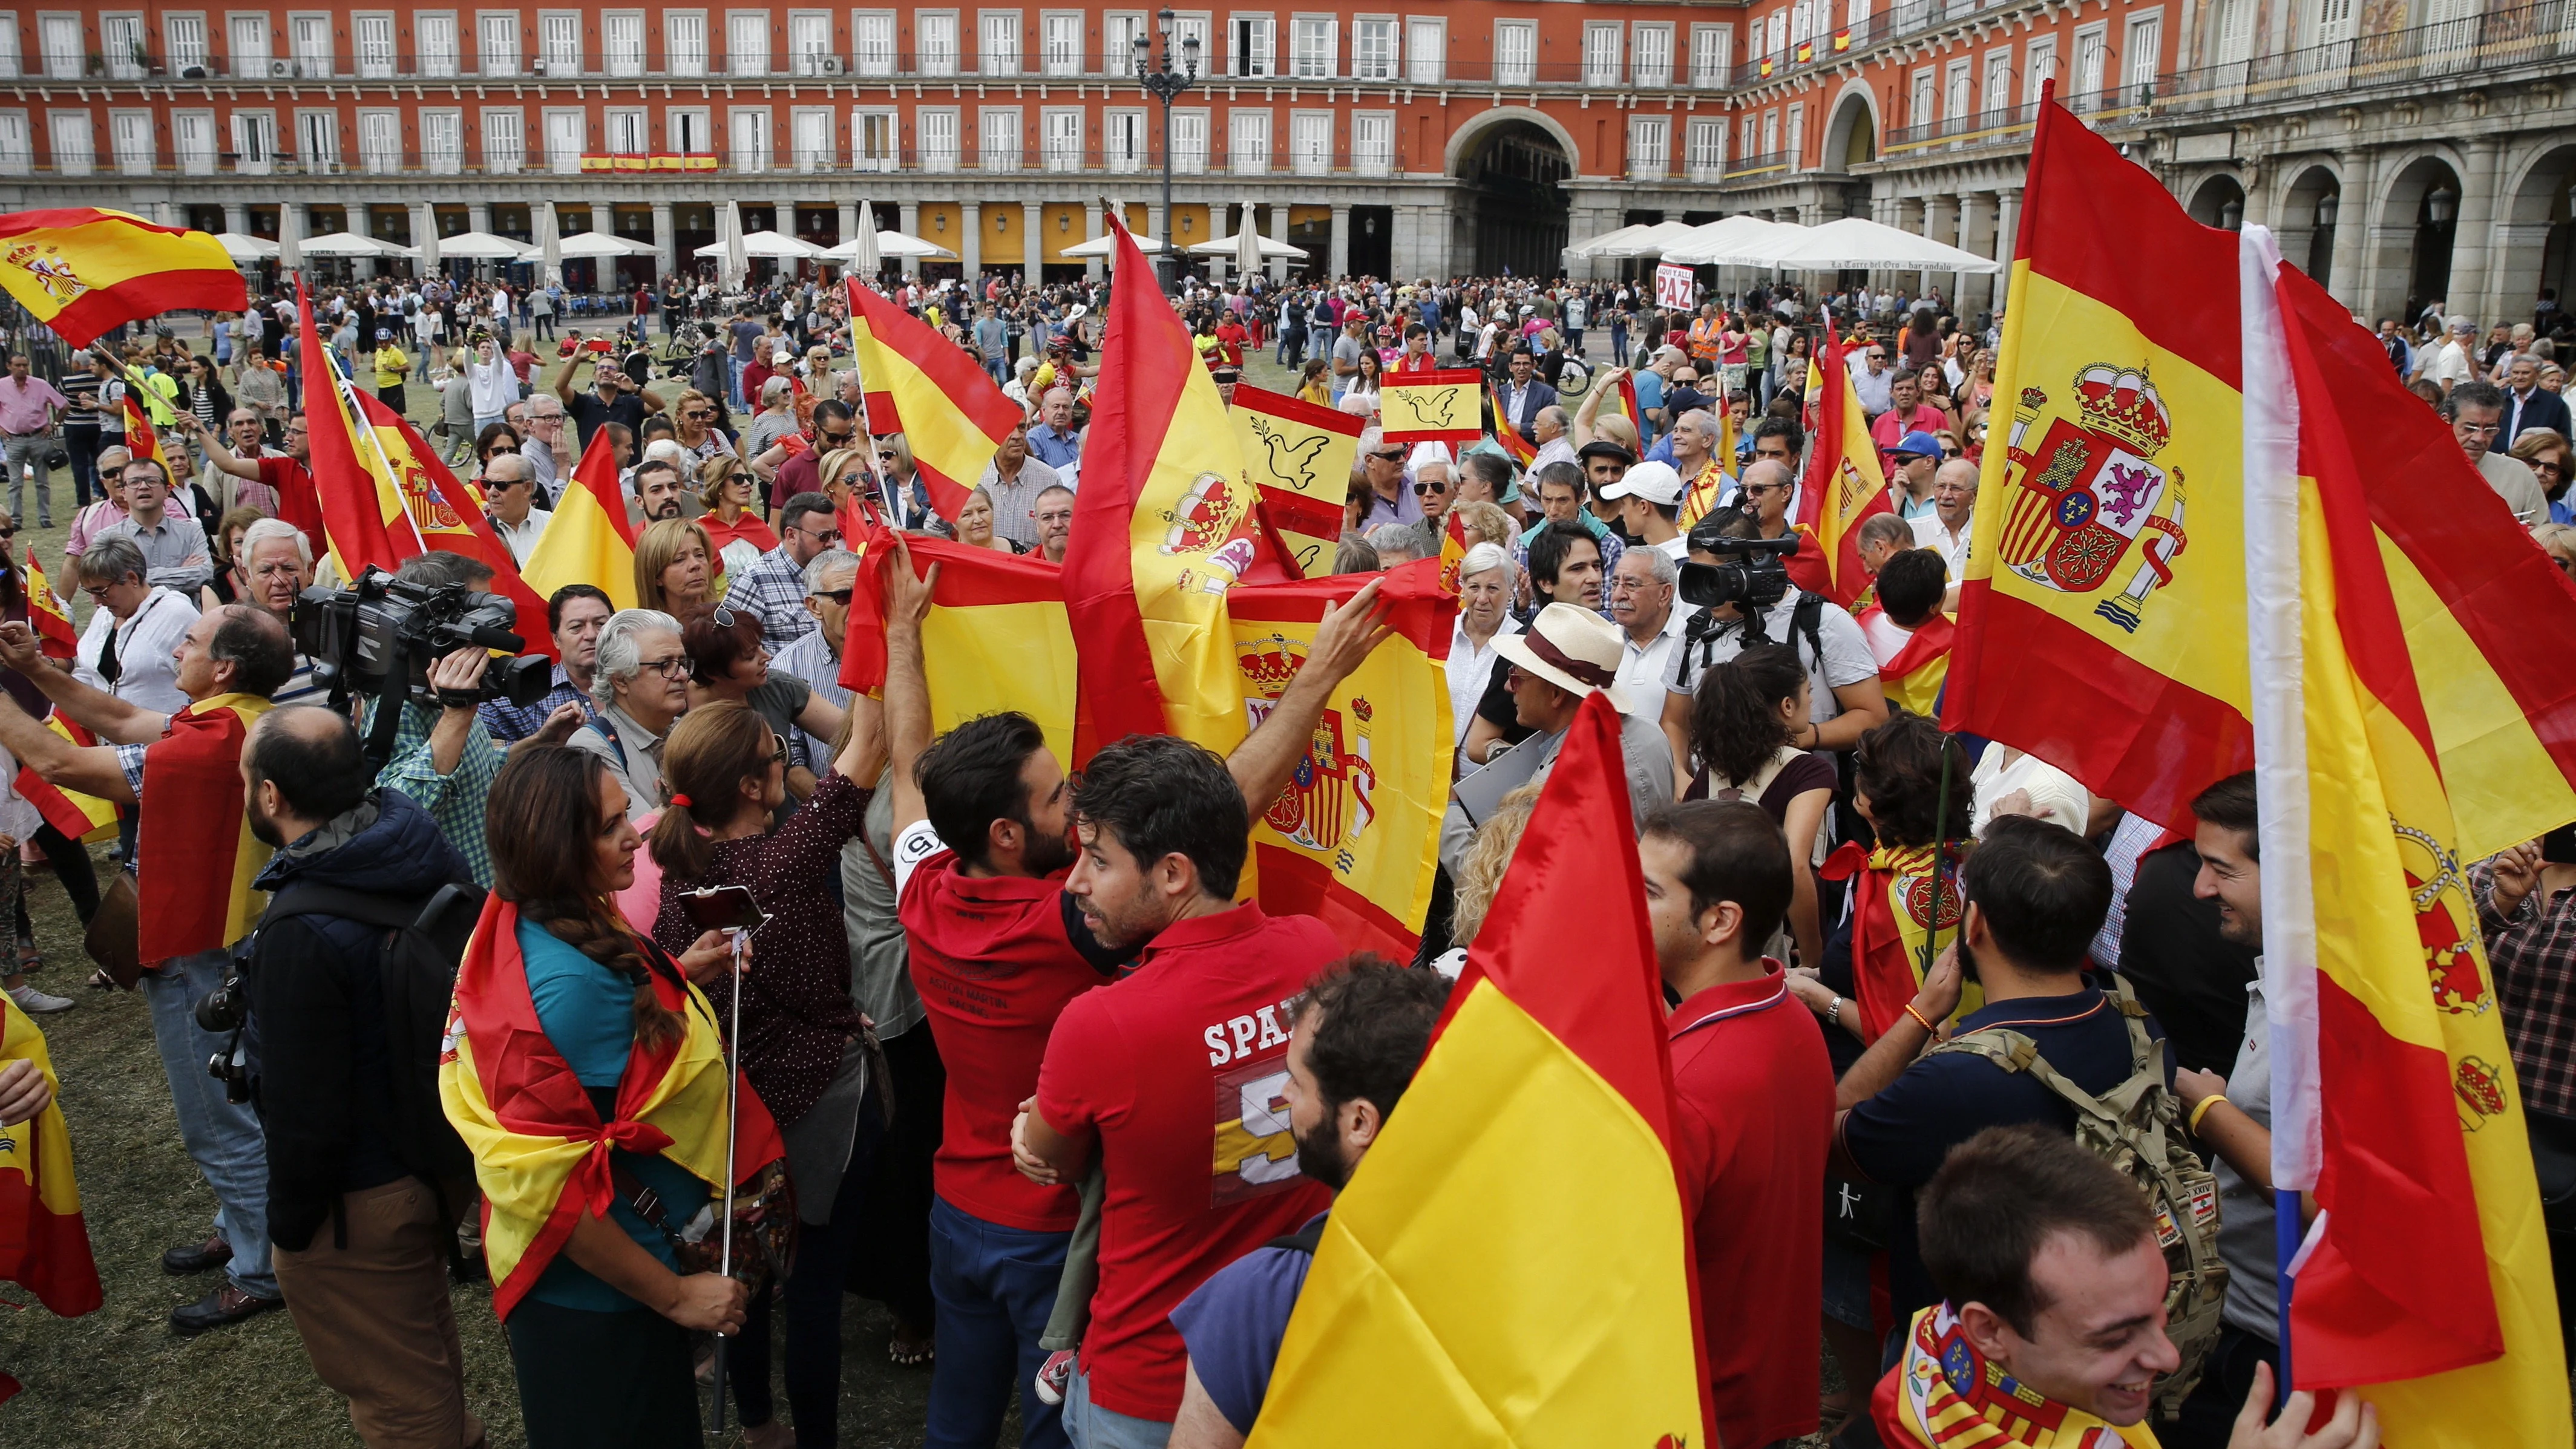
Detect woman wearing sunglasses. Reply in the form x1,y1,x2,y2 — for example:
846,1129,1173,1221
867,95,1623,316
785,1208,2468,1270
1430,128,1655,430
697,456,779,585
682,609,850,809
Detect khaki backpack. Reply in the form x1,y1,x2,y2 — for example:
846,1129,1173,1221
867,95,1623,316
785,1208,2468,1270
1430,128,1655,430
1929,973,2229,1419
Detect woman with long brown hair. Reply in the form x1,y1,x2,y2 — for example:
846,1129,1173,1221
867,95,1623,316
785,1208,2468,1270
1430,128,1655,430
633,516,717,625
697,455,779,582
451,745,758,1448
647,699,887,1449
1685,643,1837,969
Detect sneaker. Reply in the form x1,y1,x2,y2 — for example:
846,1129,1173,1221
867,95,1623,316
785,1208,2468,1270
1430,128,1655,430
7,983,70,1014
169,1281,283,1335
1033,1349,1077,1407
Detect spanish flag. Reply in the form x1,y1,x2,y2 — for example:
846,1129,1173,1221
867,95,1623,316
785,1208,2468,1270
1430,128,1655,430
0,991,102,1321
1437,508,1469,594
1489,384,1539,471
24,545,73,660
1858,606,1955,717
1233,382,1360,578
122,393,175,486
1063,217,1257,758
136,693,274,963
1818,840,1975,1039
520,425,639,612
15,712,117,845
1786,324,1895,607
1228,560,1453,960
1249,693,1706,1448
298,281,423,580
839,531,1079,764
1377,367,1485,446
349,390,555,656
438,895,784,1321
0,209,246,348
1679,457,1732,531
847,281,1020,520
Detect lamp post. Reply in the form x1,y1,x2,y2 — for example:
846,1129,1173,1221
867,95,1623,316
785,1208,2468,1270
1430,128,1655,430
1133,7,1200,294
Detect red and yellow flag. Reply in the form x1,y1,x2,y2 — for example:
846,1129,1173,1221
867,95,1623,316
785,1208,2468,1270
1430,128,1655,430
0,209,246,348
847,281,1020,519
840,532,1079,763
1786,325,1895,607
1489,383,1540,471
1231,382,1360,578
136,693,274,963
16,713,117,845
438,895,783,1321
349,391,555,655
1377,367,1485,445
0,992,102,1321
121,394,174,486
24,546,73,660
520,426,639,612
1436,508,1469,594
1248,693,1706,1447
1819,840,1975,1039
298,281,422,580
1858,607,1955,717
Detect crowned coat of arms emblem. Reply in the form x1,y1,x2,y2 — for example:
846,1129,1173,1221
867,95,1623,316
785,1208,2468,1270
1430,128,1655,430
1995,365,2191,634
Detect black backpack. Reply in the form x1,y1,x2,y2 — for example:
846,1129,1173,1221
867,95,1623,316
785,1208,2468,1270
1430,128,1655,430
261,880,486,1189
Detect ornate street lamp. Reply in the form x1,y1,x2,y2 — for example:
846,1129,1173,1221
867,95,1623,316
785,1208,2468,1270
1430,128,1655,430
1133,8,1201,293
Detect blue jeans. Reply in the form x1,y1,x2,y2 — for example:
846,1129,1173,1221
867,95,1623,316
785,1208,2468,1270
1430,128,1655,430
143,946,278,1298
927,1196,1072,1449
1063,1364,1170,1449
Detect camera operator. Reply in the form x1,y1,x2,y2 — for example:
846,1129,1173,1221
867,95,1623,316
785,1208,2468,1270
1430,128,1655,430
239,704,486,1447
1655,503,1887,799
0,603,298,1333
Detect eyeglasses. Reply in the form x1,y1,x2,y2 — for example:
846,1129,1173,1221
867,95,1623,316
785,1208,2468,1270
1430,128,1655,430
80,581,120,598
1414,480,1449,495
1369,449,1405,462
811,587,855,605
796,523,843,544
767,737,790,765
1868,352,1888,361
638,655,690,680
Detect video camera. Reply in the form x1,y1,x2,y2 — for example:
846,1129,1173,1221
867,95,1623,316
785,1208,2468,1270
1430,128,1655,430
295,570,554,713
1678,529,1800,616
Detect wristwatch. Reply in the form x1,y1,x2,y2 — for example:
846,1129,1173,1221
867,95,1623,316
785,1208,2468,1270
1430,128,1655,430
1826,996,1843,1028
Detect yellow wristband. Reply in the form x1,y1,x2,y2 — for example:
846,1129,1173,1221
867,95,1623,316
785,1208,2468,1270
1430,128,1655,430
2188,1093,2229,1135
1904,1003,1938,1035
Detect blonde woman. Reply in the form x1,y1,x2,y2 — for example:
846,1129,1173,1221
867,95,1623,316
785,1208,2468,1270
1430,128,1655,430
1431,780,1545,977
633,517,718,625
670,388,738,466
696,456,777,582
954,486,1023,554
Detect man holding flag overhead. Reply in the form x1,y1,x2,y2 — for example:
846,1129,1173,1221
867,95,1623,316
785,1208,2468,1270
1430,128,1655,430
0,603,298,1335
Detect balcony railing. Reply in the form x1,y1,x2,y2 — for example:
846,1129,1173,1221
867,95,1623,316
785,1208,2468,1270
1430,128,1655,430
1724,149,1792,180
2134,0,2576,118
2,143,1437,183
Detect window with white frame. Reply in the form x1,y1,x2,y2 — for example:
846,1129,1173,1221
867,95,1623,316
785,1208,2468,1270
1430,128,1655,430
2024,36,2055,99
1582,22,1621,85
539,13,578,73
978,105,1020,170
102,15,143,79
729,107,770,171
854,109,896,170
1847,0,1872,29
1290,110,1328,174
163,15,206,73
1495,19,1533,85
605,14,643,74
296,110,338,169
605,106,646,153
1172,108,1208,173
1044,12,1081,73
1686,116,1723,179
917,12,957,74
1945,57,1971,117
174,110,217,172
289,14,332,76
1230,108,1268,173
478,13,519,76
1984,49,2011,114
2073,25,2105,99
666,13,707,76
2313,0,2355,47
1788,1,1811,56
1760,108,1778,156
1351,18,1393,79
792,107,831,169
48,110,91,174
1689,23,1731,85
353,15,393,76
1406,18,1441,82
1786,102,1803,165
1633,24,1671,86
1627,115,1667,180
1767,12,1786,59
0,112,28,174
918,108,959,169
232,110,275,171
1042,106,1081,169
1740,114,1756,159
226,13,269,71
979,11,1019,74
729,13,768,74
1173,13,1207,67
854,12,894,74
542,108,582,171
2125,16,2160,94
1909,69,1935,125
110,110,152,174
0,18,21,78
37,15,76,77
669,108,711,154
1104,108,1144,171
1290,16,1334,77
1230,15,1272,77
420,109,461,172
484,107,524,171
1351,110,1390,175
358,110,399,171
416,15,457,76
1104,11,1143,71
790,13,830,72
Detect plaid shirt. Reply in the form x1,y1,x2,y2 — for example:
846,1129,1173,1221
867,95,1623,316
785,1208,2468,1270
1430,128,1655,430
476,664,594,744
375,700,501,888
2472,857,2576,1118
719,544,819,655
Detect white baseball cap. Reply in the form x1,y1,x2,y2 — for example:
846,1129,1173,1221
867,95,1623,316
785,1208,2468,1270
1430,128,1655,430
1599,459,1685,507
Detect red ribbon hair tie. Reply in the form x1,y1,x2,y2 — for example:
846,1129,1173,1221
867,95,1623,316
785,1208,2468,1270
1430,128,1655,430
669,793,693,808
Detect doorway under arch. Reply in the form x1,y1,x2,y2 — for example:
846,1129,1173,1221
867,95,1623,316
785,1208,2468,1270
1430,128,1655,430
1454,119,1573,278
2188,174,2247,231
2379,154,2463,324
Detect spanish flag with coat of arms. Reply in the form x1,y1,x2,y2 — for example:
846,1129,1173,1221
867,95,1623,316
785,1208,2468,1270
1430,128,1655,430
0,209,246,348
1786,322,1895,607
1944,92,2573,1444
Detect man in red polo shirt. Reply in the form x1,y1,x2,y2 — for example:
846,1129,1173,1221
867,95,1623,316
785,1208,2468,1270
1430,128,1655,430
1641,799,1835,1449
880,540,1394,1449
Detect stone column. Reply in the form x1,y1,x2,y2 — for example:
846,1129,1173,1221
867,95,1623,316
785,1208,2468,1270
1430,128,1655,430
1918,194,1948,301
898,200,921,243
1328,201,1351,280
1023,199,1043,281
1083,199,1105,283
837,200,859,249
1265,199,1291,283
961,201,982,283
1954,191,1981,315
2329,149,2379,320
1390,206,1420,281
468,202,491,236
1992,188,2021,316
651,200,676,276
224,202,249,236
2448,136,2505,332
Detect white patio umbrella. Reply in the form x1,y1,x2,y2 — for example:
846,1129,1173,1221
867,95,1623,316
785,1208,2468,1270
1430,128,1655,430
1188,231,1306,263
293,229,402,258
1571,224,1649,259
555,231,658,258
873,231,955,260
695,229,824,262
1660,216,1811,267
1060,232,1168,258
211,231,279,262
718,200,747,289
1603,219,1701,258
535,204,562,287
851,200,882,276
1735,215,2001,273
430,229,533,260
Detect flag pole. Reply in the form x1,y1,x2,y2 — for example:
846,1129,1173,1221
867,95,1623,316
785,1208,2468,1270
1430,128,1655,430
841,280,903,526
1920,734,1956,982
709,924,748,1433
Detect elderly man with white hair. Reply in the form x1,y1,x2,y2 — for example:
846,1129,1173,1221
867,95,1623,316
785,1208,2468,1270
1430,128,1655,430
1446,541,1519,771
566,608,688,821
1353,425,1423,532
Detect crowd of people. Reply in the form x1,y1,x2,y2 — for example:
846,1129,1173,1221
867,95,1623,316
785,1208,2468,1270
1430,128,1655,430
13,254,2569,1449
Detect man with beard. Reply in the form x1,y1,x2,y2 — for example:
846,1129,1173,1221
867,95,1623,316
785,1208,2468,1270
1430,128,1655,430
235,704,483,1445
877,540,1394,1449
763,399,860,511
631,458,688,525
1164,959,1453,1449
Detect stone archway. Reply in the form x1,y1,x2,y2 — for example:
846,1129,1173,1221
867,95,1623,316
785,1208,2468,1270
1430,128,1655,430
2501,144,2576,327
2373,152,2465,325
1821,85,1880,175
1450,116,1574,278
2275,163,2342,290
2186,174,2247,231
